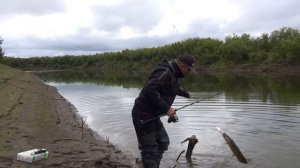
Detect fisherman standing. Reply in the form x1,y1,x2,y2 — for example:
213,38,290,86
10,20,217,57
132,53,196,168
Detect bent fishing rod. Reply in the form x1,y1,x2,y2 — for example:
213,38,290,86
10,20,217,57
140,81,249,124
140,90,224,124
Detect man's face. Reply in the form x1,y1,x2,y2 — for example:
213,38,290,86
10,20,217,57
180,64,190,76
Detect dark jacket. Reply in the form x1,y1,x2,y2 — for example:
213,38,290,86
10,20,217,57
134,60,189,117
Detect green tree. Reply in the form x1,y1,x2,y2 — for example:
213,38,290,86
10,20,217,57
268,27,300,63
0,37,4,63
192,38,223,65
221,34,253,64
2,27,300,70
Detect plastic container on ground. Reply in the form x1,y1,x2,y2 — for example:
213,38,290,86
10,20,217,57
17,149,49,163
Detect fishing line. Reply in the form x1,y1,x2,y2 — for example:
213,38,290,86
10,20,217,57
140,80,249,124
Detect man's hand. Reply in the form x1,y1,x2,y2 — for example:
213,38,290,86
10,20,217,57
185,92,190,98
166,107,176,116
178,89,190,98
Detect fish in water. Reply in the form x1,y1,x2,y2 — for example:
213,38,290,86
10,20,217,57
216,127,248,164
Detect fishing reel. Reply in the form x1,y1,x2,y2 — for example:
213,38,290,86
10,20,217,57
168,114,179,123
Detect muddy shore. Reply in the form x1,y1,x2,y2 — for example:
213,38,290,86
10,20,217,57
0,66,137,168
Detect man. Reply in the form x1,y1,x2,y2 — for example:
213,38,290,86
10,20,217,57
132,53,196,168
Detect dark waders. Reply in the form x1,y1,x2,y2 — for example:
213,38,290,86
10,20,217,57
132,105,170,168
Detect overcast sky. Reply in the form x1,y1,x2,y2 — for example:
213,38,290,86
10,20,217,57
1,0,300,57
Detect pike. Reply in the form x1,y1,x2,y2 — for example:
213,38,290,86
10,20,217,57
216,127,248,164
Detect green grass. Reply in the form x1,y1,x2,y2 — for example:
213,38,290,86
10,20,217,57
0,64,21,78
0,64,22,89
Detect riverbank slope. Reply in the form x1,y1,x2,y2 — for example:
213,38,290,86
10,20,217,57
0,64,136,168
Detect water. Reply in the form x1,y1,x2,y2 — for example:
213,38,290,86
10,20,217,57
36,71,300,168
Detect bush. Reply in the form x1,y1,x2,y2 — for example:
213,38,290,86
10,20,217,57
249,51,269,64
0,37,4,63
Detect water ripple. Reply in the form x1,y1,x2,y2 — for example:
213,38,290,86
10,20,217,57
49,82,300,168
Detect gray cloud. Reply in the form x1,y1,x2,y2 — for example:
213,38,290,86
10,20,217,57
186,19,226,39
3,31,183,57
2,0,167,57
2,0,300,57
228,0,300,34
91,0,162,33
0,0,65,15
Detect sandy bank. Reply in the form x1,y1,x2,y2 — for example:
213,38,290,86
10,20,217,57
0,69,137,168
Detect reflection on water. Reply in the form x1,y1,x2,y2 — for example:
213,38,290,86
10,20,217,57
36,70,300,168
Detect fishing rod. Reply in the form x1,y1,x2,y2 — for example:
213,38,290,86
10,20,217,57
140,90,224,124
140,80,249,124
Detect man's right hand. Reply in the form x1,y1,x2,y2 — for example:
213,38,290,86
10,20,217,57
166,107,176,116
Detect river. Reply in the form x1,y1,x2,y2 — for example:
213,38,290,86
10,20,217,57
36,70,300,168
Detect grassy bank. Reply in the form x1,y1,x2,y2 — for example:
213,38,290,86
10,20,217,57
0,64,22,81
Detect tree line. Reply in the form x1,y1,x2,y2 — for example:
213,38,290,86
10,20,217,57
0,37,4,63
36,70,300,105
2,27,300,70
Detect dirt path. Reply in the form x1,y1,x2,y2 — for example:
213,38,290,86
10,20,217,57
0,67,137,168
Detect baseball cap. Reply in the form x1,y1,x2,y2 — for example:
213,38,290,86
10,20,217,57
178,53,196,67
